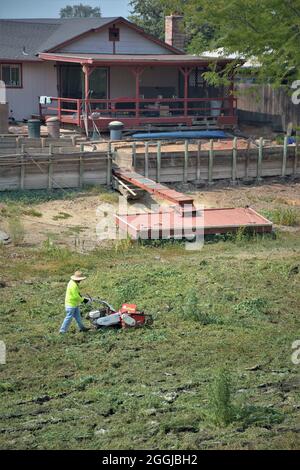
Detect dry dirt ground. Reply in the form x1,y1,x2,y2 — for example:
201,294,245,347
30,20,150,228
5,180,298,250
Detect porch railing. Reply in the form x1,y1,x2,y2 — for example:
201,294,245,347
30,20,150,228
39,96,236,124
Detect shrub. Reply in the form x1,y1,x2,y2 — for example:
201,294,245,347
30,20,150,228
8,217,25,245
209,368,234,426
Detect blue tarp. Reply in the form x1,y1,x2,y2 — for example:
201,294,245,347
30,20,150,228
131,130,232,140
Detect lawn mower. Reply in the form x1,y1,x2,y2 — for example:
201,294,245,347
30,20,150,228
84,298,153,329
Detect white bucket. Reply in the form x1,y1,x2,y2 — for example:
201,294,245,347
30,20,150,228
210,100,222,117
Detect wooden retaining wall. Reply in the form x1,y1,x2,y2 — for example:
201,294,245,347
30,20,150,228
114,139,299,184
0,137,112,191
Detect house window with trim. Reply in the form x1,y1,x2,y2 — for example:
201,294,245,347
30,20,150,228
0,64,22,88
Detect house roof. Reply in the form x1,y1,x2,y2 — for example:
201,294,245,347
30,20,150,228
39,52,233,66
0,17,181,62
0,18,119,61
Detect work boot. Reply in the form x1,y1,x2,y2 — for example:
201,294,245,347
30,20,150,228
80,327,90,332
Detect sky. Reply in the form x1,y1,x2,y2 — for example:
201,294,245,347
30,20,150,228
0,0,130,18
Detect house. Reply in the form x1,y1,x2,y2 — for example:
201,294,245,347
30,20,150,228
0,15,237,130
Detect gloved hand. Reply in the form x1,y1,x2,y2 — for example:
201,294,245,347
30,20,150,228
83,295,92,304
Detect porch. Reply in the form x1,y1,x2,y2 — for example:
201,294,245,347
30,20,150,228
39,53,237,131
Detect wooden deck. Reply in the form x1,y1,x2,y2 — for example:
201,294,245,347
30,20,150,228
40,96,237,131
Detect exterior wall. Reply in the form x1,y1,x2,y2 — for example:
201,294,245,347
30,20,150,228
141,67,178,91
110,66,179,98
110,66,135,98
5,62,57,121
58,23,174,55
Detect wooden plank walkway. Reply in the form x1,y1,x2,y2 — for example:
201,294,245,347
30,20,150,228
113,168,194,206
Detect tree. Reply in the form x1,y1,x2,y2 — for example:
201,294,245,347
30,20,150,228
128,0,168,41
128,0,213,51
178,0,300,86
60,3,101,18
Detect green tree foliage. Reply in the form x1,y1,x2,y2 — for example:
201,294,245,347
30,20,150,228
129,0,214,52
128,0,169,41
60,3,101,18
179,0,300,86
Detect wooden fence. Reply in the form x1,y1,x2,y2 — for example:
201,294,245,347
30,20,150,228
0,137,112,191
236,83,300,131
114,138,299,184
1,135,299,191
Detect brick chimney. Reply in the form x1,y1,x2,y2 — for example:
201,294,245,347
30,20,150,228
165,15,185,51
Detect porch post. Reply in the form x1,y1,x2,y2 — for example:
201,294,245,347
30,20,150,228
131,67,145,119
229,76,235,117
179,67,192,117
82,64,90,103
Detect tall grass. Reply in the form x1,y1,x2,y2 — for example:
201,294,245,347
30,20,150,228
209,368,234,426
8,217,25,246
263,208,299,226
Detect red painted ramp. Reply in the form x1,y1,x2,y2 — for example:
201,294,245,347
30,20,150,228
115,207,272,239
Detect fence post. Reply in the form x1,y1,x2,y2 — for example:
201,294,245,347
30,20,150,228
16,136,21,150
196,140,201,181
208,139,214,184
231,137,237,184
244,138,251,179
79,155,84,188
184,139,188,183
48,144,53,190
157,141,161,183
294,130,299,175
145,141,149,178
107,142,112,187
20,144,25,190
132,142,136,170
282,136,288,177
257,137,263,180
71,135,77,147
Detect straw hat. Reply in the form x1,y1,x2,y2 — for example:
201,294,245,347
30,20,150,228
71,270,86,281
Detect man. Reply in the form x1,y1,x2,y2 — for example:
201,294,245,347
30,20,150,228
59,270,90,334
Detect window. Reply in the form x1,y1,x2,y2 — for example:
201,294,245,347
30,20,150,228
109,27,120,42
0,64,22,88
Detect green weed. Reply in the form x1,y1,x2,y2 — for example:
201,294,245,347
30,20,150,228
209,368,234,426
52,212,72,221
263,207,299,226
181,289,221,325
23,208,42,218
234,298,267,319
8,217,25,245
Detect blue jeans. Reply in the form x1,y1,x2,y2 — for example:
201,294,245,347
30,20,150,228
60,306,85,333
